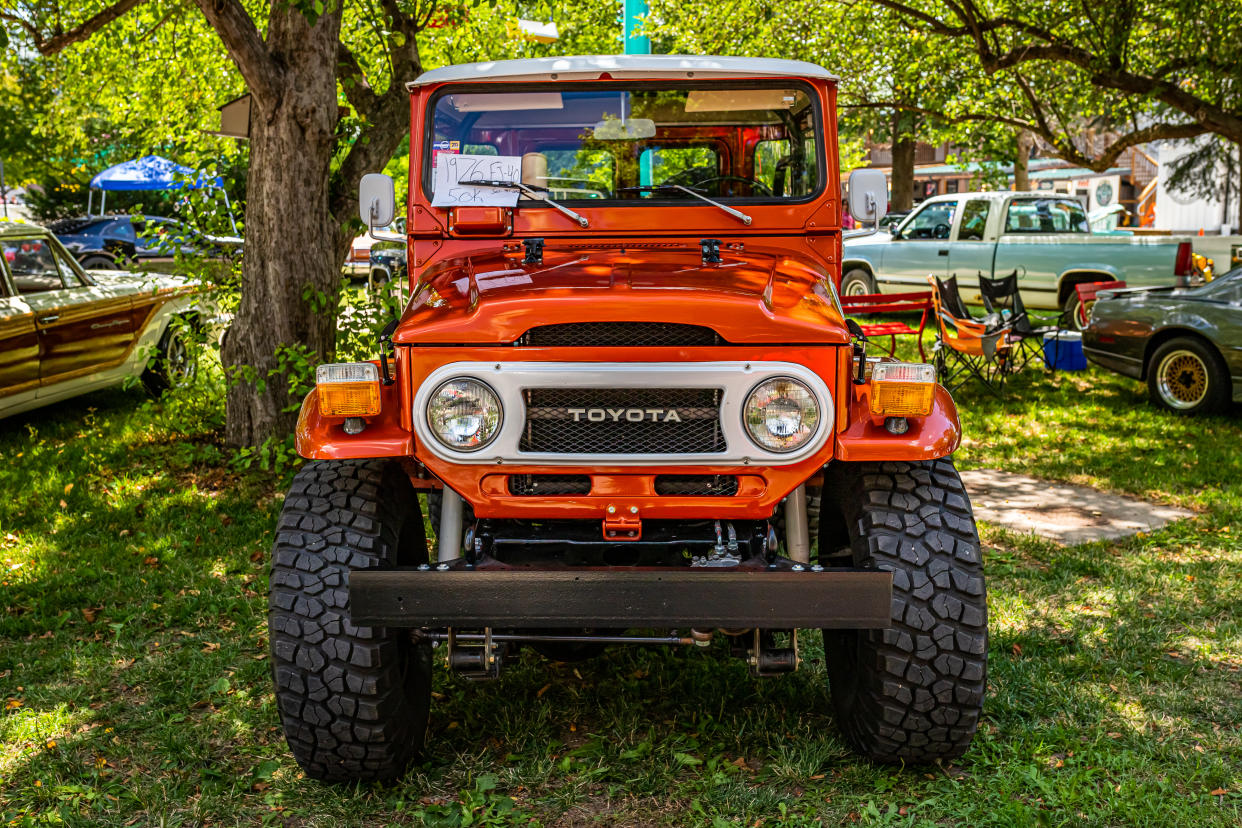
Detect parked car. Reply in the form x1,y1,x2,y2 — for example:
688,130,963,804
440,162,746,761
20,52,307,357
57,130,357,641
842,191,1197,324
367,244,406,288
49,214,242,271
0,222,209,419
344,218,405,279
1083,266,1242,415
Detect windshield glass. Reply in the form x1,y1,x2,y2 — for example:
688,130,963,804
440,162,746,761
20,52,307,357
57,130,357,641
424,83,822,204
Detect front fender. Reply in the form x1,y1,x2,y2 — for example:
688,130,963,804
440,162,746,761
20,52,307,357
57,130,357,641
295,377,414,460
834,382,961,462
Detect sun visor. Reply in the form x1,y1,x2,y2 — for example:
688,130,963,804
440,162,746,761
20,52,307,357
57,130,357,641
684,89,798,112
448,92,564,112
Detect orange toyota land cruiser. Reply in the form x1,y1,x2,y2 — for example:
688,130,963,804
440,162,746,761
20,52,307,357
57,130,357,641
272,55,987,782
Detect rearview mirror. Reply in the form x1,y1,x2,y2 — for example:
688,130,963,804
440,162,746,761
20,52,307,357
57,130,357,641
592,118,657,140
847,169,888,226
359,173,395,229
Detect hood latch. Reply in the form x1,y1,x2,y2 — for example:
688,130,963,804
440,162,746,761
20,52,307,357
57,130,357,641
701,238,721,265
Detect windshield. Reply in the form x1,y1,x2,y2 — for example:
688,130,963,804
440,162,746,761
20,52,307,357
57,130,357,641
424,83,822,204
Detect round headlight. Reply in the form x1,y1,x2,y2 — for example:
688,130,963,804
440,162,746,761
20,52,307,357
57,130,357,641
743,377,819,452
427,378,502,451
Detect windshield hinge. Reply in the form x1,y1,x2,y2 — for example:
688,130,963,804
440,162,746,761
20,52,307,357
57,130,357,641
846,318,868,384
701,238,722,265
377,318,398,386
523,238,544,266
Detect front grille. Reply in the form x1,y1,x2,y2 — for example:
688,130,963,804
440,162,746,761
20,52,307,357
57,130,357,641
508,475,592,496
516,322,725,347
654,475,740,496
520,388,726,454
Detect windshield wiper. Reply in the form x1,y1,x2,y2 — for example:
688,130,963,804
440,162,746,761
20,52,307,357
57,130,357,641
457,180,589,228
618,184,753,226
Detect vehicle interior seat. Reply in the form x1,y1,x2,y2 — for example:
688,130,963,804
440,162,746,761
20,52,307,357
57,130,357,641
521,152,548,190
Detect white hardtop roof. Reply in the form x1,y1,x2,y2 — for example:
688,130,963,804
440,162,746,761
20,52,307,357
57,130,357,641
409,55,836,89
921,190,1078,203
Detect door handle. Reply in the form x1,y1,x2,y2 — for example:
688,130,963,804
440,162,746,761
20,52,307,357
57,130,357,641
937,249,949,256
38,314,60,324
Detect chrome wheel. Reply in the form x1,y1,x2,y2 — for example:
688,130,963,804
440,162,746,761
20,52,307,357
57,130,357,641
166,329,196,387
1156,349,1208,410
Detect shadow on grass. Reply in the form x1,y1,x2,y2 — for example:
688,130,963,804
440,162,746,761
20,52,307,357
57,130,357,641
2,351,1241,825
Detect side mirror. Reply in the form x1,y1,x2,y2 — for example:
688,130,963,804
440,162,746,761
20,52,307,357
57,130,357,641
847,169,889,227
359,173,395,229
890,225,903,240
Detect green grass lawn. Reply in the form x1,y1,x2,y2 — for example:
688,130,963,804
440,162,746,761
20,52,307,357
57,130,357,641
1,350,1240,826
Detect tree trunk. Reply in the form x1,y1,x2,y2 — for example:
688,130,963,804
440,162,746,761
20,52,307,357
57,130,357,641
1013,130,1033,191
890,109,916,211
221,7,344,448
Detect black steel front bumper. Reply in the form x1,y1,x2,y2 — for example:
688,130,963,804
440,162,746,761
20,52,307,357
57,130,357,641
349,567,893,629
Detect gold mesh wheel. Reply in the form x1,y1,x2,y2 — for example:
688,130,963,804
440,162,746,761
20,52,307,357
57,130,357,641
1157,350,1208,409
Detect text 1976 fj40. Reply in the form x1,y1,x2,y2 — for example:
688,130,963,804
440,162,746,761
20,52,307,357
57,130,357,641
272,55,987,782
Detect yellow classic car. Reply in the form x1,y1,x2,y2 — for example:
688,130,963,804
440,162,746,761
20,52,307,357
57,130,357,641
0,222,211,420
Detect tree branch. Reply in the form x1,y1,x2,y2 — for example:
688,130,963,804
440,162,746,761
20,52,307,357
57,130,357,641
1,0,152,54
192,0,281,106
867,0,1242,144
843,99,1208,172
337,42,380,115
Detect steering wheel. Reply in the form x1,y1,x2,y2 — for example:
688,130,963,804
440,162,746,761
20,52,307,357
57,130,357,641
665,168,773,198
933,223,951,240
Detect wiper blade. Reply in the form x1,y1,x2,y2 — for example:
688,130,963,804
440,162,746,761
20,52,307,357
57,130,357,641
457,179,589,228
618,184,752,226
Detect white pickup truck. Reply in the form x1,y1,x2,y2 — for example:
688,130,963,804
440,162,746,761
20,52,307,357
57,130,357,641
842,191,1195,321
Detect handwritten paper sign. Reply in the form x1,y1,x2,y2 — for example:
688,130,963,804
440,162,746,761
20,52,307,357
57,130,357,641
431,154,522,208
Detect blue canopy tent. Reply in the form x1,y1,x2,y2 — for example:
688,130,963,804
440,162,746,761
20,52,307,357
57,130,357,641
88,155,237,233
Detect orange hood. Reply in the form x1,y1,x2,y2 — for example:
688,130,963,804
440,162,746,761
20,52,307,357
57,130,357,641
392,243,848,345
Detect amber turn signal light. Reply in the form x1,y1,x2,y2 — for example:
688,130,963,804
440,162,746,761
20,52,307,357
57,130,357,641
316,362,381,418
869,362,936,418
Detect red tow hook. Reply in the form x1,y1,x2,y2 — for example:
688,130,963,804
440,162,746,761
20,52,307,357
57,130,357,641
602,505,642,541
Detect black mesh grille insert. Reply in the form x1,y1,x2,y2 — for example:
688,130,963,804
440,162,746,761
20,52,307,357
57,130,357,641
520,388,725,454
508,475,592,496
653,475,740,496
516,322,724,347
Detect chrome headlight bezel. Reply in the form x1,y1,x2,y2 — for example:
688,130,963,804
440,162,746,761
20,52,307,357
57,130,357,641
741,376,821,453
425,377,503,452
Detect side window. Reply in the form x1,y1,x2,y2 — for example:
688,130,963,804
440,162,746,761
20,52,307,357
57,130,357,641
958,200,991,241
111,219,137,243
2,237,67,295
900,200,958,240
53,248,85,288
1005,199,1089,233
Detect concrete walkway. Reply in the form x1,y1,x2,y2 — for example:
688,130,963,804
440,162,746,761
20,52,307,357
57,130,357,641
959,469,1193,545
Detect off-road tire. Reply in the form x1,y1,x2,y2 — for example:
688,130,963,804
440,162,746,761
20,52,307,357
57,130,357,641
820,458,987,763
270,459,432,782
840,268,877,297
1146,336,1229,415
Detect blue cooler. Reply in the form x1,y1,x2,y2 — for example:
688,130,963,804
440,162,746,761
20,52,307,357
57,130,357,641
1042,331,1087,371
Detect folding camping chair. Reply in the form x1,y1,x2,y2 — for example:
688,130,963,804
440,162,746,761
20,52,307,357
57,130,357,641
929,275,1017,396
978,270,1055,369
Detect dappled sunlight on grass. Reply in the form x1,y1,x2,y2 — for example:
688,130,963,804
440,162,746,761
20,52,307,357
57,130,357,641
1,345,1241,824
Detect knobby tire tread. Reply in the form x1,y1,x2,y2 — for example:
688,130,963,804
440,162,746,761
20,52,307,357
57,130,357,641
269,459,431,782
824,458,987,763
